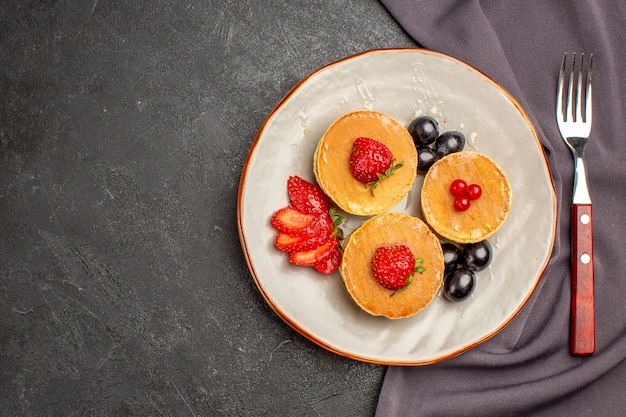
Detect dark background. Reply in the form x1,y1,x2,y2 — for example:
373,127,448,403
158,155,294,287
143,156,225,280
1,1,418,415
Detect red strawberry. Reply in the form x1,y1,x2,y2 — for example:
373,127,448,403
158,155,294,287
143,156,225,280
290,237,338,266
275,213,332,252
303,212,333,237
275,231,328,253
314,244,343,274
371,245,415,290
349,137,404,192
271,206,316,235
287,175,330,214
271,175,346,275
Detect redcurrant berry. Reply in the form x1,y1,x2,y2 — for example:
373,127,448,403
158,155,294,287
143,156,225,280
450,179,468,196
454,196,471,211
467,183,482,200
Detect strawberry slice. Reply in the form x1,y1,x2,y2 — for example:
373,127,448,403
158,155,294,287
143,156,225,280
289,237,338,266
275,231,328,253
303,212,333,238
271,206,316,235
314,244,342,274
275,213,333,252
287,175,330,214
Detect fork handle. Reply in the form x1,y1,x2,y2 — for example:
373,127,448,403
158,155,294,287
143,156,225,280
570,203,595,356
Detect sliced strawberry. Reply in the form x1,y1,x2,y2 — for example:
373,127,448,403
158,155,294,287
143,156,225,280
289,237,338,266
287,175,330,214
275,231,329,253
314,244,342,274
271,206,316,235
303,212,333,238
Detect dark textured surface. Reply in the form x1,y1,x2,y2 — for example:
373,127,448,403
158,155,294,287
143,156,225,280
0,1,416,416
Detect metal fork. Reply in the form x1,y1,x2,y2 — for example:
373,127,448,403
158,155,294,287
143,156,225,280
556,52,595,356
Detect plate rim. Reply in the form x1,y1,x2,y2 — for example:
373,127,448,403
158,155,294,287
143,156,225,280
237,47,558,365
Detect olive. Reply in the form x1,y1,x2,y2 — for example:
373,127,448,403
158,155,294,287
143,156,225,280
463,240,492,271
408,116,439,148
435,131,466,158
443,268,475,302
417,147,438,173
441,242,464,274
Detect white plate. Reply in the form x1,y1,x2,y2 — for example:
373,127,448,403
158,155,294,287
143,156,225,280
237,49,556,365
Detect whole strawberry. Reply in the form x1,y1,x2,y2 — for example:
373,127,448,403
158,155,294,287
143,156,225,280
371,245,416,291
349,137,403,192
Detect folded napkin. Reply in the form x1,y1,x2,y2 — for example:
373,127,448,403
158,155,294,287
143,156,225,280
376,1,626,416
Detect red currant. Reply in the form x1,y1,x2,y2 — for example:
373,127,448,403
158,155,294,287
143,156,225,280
454,196,471,211
450,179,468,196
467,183,482,200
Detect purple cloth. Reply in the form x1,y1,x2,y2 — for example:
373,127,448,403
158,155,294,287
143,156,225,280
376,1,626,416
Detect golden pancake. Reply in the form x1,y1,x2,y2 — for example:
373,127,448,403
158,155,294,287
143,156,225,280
421,152,511,244
340,212,444,319
314,110,417,216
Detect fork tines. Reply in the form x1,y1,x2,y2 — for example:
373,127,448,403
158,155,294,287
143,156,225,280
558,52,593,125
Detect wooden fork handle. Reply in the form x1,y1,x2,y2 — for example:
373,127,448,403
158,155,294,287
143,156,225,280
570,203,595,356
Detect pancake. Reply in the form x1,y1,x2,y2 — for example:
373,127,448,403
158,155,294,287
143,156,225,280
314,110,417,216
340,212,444,319
421,151,511,244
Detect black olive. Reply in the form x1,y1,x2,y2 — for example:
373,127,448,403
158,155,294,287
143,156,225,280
443,268,476,302
408,116,439,148
441,242,465,274
435,131,466,158
463,240,492,272
417,147,438,174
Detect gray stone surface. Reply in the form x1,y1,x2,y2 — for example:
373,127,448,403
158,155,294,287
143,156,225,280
1,1,416,415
